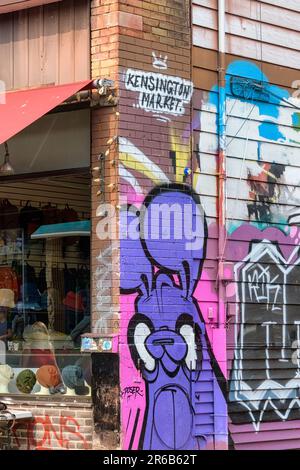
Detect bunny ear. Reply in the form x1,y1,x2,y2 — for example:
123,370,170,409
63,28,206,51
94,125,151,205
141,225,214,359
120,205,153,294
154,273,175,312
140,184,207,298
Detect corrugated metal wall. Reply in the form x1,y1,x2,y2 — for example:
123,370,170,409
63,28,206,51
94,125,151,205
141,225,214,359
192,0,300,450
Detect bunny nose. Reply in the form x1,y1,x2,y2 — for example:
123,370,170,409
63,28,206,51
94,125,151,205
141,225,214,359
153,326,174,344
153,338,174,345
145,329,188,374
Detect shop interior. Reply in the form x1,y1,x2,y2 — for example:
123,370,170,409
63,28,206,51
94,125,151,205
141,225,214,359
0,108,92,398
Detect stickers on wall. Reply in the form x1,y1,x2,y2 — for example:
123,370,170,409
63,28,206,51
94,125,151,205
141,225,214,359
125,52,193,122
81,336,113,353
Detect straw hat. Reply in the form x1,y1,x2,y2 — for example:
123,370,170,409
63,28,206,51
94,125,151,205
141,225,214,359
0,289,15,309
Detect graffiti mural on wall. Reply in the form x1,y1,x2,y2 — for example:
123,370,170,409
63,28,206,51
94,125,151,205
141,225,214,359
204,61,300,232
204,59,300,445
121,50,300,448
229,239,300,431
120,184,226,450
120,38,230,448
125,53,193,122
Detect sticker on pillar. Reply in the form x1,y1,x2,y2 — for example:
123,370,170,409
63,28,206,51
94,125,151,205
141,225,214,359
99,338,112,352
125,53,193,122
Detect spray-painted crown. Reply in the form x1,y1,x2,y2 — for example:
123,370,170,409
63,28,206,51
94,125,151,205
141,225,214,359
152,52,168,70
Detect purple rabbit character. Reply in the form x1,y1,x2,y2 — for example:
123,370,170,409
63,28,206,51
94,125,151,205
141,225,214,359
121,184,225,450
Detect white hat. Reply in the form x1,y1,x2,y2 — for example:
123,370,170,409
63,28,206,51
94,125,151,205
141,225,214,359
0,364,14,382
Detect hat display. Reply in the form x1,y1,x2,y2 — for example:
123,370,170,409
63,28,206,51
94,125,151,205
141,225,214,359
16,369,36,394
36,365,61,389
62,365,84,390
0,364,14,382
0,288,15,308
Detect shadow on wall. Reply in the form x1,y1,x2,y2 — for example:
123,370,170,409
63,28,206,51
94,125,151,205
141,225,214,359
92,352,120,450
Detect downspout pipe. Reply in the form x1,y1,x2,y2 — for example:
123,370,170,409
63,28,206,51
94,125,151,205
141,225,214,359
217,0,226,329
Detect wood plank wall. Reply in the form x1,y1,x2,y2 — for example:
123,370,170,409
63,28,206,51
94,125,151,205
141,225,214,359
0,0,90,90
192,0,300,451
193,0,300,69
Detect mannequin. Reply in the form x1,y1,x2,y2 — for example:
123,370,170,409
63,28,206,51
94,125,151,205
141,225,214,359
0,364,13,393
35,384,50,396
64,385,76,396
84,381,91,395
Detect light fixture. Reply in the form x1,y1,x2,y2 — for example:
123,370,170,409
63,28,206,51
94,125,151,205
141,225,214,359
0,142,15,176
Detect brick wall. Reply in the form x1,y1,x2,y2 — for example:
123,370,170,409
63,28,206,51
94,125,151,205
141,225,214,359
91,0,120,336
90,0,120,450
4,402,93,450
91,0,227,451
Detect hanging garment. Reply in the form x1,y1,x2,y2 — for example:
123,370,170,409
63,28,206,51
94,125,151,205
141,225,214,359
0,199,19,230
0,266,19,302
19,201,43,237
41,203,59,226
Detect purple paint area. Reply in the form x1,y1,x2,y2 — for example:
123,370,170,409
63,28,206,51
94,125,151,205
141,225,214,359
121,185,227,450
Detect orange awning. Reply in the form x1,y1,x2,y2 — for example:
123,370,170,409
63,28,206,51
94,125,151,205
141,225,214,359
0,80,93,145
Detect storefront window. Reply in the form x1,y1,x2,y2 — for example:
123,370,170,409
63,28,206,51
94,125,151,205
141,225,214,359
0,172,91,398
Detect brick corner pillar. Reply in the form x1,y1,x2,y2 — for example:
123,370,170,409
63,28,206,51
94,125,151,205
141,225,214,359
116,0,196,451
90,0,121,450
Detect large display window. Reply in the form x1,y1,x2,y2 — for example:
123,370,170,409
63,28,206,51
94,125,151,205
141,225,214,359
0,113,92,399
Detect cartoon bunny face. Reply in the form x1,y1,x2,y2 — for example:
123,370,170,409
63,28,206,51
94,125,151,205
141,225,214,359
128,273,203,381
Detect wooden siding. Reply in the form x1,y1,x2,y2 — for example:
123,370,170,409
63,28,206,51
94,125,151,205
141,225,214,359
193,0,300,69
0,0,90,90
193,0,300,451
0,1,61,14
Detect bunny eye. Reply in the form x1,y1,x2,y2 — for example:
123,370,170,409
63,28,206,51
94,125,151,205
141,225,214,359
179,324,198,371
175,313,194,330
134,322,156,372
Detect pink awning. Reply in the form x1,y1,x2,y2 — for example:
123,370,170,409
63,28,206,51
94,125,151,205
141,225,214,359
0,80,93,145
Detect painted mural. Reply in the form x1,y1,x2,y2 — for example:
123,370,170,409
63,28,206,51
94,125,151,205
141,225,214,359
203,60,300,447
119,52,228,450
120,184,226,450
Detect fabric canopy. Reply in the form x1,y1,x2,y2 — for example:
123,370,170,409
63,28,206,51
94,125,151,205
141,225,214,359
0,80,93,145
31,221,91,239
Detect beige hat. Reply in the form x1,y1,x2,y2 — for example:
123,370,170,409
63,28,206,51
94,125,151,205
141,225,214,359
0,289,15,309
0,364,14,382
